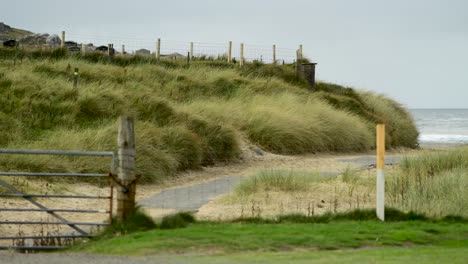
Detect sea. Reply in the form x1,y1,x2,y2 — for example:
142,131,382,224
410,109,468,145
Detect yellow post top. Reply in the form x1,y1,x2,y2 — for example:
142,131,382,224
376,124,385,169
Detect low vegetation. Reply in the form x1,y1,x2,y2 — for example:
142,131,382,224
387,147,468,217
214,147,468,219
0,47,418,182
74,210,467,256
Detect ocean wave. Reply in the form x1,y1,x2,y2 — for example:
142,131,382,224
419,134,468,143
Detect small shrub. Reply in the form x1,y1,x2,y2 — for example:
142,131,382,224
160,212,196,229
100,208,157,237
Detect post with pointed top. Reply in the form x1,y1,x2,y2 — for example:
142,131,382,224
117,116,136,220
61,31,65,49
240,43,244,67
228,41,232,63
156,38,161,61
272,44,276,64
376,124,385,221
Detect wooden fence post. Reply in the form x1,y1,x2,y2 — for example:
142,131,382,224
81,43,86,56
240,43,244,67
376,124,385,221
190,42,194,61
122,45,125,55
61,31,65,49
117,116,136,220
272,44,276,65
228,41,232,63
73,68,79,89
299,44,303,57
296,49,301,77
156,38,161,61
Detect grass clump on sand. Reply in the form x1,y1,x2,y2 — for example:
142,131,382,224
0,47,419,183
387,147,468,217
235,170,332,195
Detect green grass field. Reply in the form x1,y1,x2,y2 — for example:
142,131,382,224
73,219,468,263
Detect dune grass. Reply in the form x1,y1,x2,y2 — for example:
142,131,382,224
387,147,468,217
224,147,468,219
0,47,418,182
235,170,333,195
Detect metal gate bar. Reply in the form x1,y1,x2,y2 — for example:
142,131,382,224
0,221,110,226
0,194,111,199
0,148,115,250
0,208,109,213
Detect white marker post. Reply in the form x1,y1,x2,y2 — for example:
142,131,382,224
376,124,385,221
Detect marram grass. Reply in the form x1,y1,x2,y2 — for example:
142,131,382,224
0,47,418,182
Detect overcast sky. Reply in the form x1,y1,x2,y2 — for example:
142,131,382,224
2,0,467,108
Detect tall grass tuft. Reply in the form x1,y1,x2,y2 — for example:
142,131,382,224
235,170,331,195
387,147,468,217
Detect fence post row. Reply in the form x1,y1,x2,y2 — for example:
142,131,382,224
59,31,310,66
116,116,137,220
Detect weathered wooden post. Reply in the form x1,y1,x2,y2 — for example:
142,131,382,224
190,42,194,61
228,41,232,63
301,63,317,91
376,124,385,221
61,31,65,49
122,44,125,55
117,116,136,220
73,68,79,89
299,44,303,56
187,51,190,64
240,43,244,67
272,44,276,65
107,44,115,58
156,38,161,61
296,49,302,77
81,43,86,56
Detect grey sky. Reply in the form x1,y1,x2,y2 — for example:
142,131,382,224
2,0,467,108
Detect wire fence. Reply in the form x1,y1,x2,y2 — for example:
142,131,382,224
66,32,299,64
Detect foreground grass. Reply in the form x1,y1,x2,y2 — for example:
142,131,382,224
73,220,468,255
155,246,468,264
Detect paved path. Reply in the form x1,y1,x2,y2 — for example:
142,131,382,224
140,155,402,212
140,176,243,211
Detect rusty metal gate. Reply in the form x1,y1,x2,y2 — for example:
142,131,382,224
0,149,115,250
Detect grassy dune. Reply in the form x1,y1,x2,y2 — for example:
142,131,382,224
0,47,418,182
